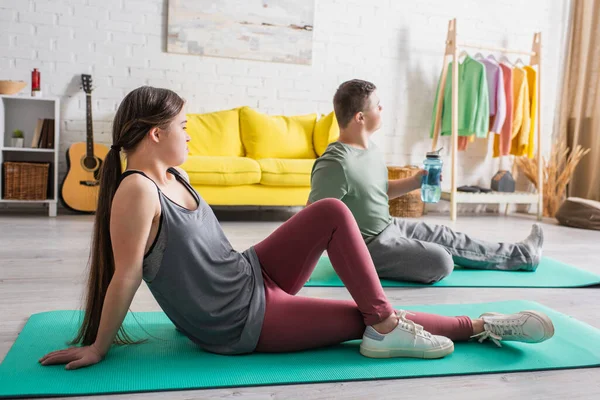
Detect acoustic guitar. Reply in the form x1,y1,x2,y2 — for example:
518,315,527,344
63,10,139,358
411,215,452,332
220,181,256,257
60,74,109,213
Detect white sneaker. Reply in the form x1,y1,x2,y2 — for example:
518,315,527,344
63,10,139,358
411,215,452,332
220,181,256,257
360,310,454,359
471,310,555,347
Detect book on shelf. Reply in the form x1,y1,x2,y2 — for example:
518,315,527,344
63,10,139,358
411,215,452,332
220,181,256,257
30,118,55,149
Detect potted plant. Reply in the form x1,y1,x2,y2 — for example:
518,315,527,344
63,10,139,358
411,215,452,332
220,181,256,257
11,129,24,148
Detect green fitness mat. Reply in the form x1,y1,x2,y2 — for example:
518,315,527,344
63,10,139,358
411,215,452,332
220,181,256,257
1,300,599,398
305,256,600,288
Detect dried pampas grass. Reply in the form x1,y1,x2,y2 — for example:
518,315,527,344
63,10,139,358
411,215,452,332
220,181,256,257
515,139,590,217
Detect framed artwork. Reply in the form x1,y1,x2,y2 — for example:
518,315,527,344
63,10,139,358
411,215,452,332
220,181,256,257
167,0,315,65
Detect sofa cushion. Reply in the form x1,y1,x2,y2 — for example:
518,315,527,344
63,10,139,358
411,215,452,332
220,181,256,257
313,111,340,156
186,108,244,157
181,156,260,186
240,107,317,159
257,158,315,187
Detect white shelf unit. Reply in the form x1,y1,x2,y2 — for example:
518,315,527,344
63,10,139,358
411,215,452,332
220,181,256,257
431,19,543,221
0,95,60,217
440,190,538,204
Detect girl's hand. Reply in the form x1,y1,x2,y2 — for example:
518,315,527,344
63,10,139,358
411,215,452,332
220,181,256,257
39,344,104,370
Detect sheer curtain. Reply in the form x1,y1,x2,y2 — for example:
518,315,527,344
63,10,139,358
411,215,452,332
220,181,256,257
557,0,600,201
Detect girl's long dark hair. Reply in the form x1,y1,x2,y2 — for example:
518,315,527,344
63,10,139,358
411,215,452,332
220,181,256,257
72,86,184,345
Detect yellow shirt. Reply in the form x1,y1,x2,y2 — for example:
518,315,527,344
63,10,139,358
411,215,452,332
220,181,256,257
524,66,537,158
510,67,531,156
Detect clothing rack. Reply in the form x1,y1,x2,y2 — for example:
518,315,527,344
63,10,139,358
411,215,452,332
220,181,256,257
431,18,543,221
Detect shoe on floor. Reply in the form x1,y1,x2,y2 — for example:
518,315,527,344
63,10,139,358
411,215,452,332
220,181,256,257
360,310,455,359
471,310,555,347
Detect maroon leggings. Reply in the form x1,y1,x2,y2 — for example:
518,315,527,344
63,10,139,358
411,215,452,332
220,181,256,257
254,199,472,352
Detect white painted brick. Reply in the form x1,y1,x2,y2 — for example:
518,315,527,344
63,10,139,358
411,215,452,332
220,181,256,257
58,15,95,29
84,76,111,91
88,0,123,8
232,76,262,87
55,39,89,54
65,120,86,132
73,28,109,42
0,33,10,46
0,58,11,69
15,34,52,49
165,70,201,83
133,22,162,36
96,99,116,112
98,19,132,33
95,42,131,56
93,66,129,78
0,69,26,81
216,62,249,76
0,8,15,21
93,86,124,98
72,4,109,20
52,61,93,76
14,58,42,71
142,13,162,28
194,74,232,85
18,11,56,25
247,87,275,98
148,56,185,71
37,49,74,63
75,52,112,66
247,65,279,78
111,76,147,89
108,10,143,24
62,98,84,117
0,0,32,12
147,78,182,90
183,61,216,75
263,78,295,90
124,0,160,13
130,67,164,79
0,45,35,59
36,24,73,38
277,89,317,101
131,44,153,59
111,31,145,45
2,21,34,34
214,84,246,97
145,35,162,49
49,81,77,97
113,56,147,68
34,0,71,15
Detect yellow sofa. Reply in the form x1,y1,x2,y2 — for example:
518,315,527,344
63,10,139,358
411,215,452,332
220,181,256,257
180,106,339,206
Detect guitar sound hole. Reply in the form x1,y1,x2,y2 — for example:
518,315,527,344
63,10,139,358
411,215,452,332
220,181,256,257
83,156,98,170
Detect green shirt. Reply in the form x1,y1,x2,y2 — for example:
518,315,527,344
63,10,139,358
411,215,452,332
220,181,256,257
430,55,490,138
309,141,392,239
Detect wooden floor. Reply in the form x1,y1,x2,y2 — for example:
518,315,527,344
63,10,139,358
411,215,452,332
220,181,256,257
1,210,599,400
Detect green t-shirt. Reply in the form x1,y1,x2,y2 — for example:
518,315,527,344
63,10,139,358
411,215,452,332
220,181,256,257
309,141,392,239
429,55,490,138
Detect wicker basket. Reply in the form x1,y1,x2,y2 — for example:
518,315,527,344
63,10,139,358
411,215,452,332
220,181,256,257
3,162,50,200
387,165,424,218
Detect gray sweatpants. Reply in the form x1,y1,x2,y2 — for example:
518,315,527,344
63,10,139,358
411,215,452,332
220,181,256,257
366,218,535,284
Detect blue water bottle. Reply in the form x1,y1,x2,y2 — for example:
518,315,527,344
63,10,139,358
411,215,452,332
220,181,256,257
421,148,443,203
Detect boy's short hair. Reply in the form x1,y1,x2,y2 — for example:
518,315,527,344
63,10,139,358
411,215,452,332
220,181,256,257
333,79,377,128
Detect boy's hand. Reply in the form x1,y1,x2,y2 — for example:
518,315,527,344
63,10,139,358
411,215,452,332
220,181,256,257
416,169,443,183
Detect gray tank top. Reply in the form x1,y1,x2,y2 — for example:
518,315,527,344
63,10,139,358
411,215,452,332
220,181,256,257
119,168,265,354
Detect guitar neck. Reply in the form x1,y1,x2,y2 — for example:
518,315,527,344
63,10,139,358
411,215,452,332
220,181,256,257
86,93,94,157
